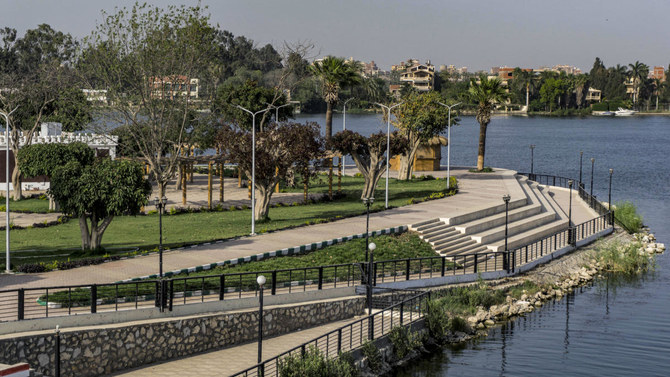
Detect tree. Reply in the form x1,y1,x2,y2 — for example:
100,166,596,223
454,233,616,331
329,130,407,199
392,92,451,180
511,68,534,110
42,87,92,131
309,56,362,140
218,122,324,221
213,80,291,132
18,142,96,210
653,78,666,110
468,75,508,171
50,158,151,250
0,24,78,200
628,61,649,107
79,3,217,198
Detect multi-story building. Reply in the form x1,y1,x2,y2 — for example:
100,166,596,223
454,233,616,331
362,61,379,77
150,76,199,100
390,59,435,94
649,66,665,81
586,87,602,102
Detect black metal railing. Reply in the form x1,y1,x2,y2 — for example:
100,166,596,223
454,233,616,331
229,290,431,377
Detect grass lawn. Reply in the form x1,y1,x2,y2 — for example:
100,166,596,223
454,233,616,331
3,175,453,270
1,197,51,213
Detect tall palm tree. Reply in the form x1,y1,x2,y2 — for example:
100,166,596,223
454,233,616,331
309,56,361,140
628,61,649,106
469,75,509,171
512,68,533,110
653,78,665,111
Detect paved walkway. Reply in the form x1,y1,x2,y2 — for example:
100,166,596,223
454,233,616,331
0,168,595,290
108,315,363,377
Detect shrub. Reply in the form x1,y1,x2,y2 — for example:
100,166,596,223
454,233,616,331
596,241,654,274
16,263,47,273
424,300,448,340
468,167,494,173
361,340,382,373
388,325,423,359
278,347,358,377
613,201,643,233
449,176,458,190
448,316,468,333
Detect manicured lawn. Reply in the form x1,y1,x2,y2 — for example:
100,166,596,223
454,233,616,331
1,197,51,213
3,175,453,269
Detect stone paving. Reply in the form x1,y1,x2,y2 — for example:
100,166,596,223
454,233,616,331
0,167,596,291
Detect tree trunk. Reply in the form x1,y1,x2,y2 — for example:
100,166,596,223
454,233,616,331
90,216,114,250
10,147,22,200
79,216,91,251
48,195,60,212
255,184,274,221
477,122,488,171
351,152,386,200
325,101,334,140
397,140,420,181
79,214,114,250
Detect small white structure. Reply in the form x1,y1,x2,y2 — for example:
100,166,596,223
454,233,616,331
0,123,118,191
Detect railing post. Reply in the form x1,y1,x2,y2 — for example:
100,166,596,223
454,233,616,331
219,275,225,300
155,281,160,308
318,267,324,290
373,264,377,286
271,271,277,295
337,328,342,353
17,289,24,321
91,284,97,314
405,260,410,281
473,254,478,273
441,257,446,277
400,302,404,325
168,280,174,312
368,316,374,340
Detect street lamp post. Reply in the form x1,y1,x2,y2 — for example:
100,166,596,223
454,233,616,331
608,168,614,225
502,194,511,271
367,242,376,316
568,180,574,245
342,98,355,177
264,102,293,124
1,106,18,273
55,325,61,377
256,275,266,365
579,151,583,187
154,196,168,278
236,105,272,236
437,101,461,187
374,102,403,209
363,197,374,260
530,144,536,177
590,158,595,197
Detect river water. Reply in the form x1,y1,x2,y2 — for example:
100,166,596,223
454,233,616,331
296,113,670,376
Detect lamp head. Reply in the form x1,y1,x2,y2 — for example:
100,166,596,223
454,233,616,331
568,179,573,188
368,242,376,252
609,168,613,175
161,196,167,205
502,194,511,203
256,275,266,286
591,158,595,163
154,197,159,208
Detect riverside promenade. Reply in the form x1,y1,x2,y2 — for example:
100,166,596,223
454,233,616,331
0,167,595,291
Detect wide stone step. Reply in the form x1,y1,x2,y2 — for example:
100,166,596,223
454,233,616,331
487,218,569,252
538,186,569,220
441,243,489,257
443,197,527,226
411,218,442,232
430,231,467,247
454,203,542,235
471,211,557,245
435,237,476,251
421,225,457,240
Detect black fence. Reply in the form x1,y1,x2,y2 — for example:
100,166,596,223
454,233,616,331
229,290,431,377
0,173,615,324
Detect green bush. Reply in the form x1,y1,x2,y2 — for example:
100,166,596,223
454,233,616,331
468,167,494,173
596,241,654,275
278,347,358,377
613,201,644,233
448,176,458,190
361,340,382,373
424,300,448,340
447,316,468,333
388,325,423,359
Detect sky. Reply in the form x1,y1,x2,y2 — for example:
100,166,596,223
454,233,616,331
3,0,669,72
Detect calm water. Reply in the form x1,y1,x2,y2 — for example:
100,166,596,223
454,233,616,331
296,113,670,376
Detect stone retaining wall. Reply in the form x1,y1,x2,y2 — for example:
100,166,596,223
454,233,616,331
0,297,365,377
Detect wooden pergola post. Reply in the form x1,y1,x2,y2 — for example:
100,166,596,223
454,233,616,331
207,161,213,210
275,166,279,193
189,147,195,183
248,179,252,199
337,157,342,194
219,161,224,202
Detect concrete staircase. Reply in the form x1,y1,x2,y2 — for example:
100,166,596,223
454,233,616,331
409,175,569,261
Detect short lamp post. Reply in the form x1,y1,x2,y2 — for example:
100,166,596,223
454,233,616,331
363,197,374,261
1,106,19,273
154,196,168,279
256,275,266,365
366,242,377,315
579,151,584,187
590,158,595,197
608,168,614,225
568,180,574,245
342,98,355,177
54,325,61,377
530,144,536,177
502,194,511,271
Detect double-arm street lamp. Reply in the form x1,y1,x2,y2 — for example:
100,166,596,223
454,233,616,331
367,242,376,316
374,102,404,209
1,106,18,273
342,98,355,177
264,102,293,123
436,101,461,187
154,196,168,278
236,105,272,236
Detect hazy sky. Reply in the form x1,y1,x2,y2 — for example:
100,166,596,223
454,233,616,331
3,0,669,72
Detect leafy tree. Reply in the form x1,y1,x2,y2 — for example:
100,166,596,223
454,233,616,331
653,78,666,110
539,77,568,111
309,56,362,140
510,68,535,109
217,122,324,221
213,80,291,132
329,130,407,199
392,92,451,180
50,158,151,250
628,61,649,107
468,75,508,171
0,24,78,200
42,87,92,131
79,3,217,198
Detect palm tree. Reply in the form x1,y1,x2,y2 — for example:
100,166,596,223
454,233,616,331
309,56,361,140
469,75,509,171
653,78,665,111
628,61,649,106
512,68,533,111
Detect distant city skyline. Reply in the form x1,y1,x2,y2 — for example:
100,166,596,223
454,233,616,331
3,0,669,72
